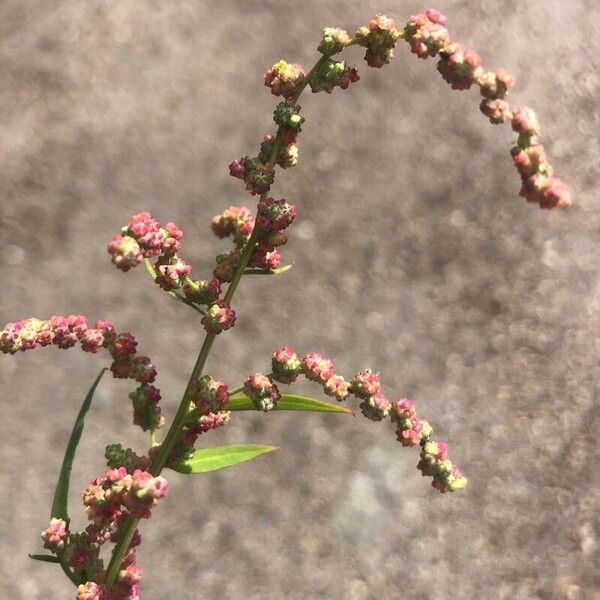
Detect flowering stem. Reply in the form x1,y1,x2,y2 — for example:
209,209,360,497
104,49,329,591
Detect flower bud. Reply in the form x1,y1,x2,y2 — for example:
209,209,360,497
201,300,237,335
301,353,335,384
359,393,391,421
41,518,69,552
271,346,301,384
264,60,306,98
350,368,381,399
324,375,350,401
244,372,281,412
192,375,229,414
318,27,351,55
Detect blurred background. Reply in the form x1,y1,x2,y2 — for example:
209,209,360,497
0,1,598,598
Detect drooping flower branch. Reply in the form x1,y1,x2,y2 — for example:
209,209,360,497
0,9,571,599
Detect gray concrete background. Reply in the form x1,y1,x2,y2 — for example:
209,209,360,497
0,1,598,598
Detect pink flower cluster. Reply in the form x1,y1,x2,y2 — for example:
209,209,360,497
41,461,167,599
77,468,167,598
42,518,69,552
0,316,162,432
511,107,572,209
268,346,465,492
201,300,237,335
107,212,183,273
210,203,292,279
243,372,281,412
318,27,352,56
264,60,306,98
191,375,229,415
402,8,570,209
229,156,276,196
355,15,402,68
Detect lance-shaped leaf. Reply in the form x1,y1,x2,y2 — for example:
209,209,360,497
28,554,61,564
51,368,107,521
170,444,278,474
227,393,354,415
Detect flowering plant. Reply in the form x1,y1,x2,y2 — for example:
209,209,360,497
1,9,570,599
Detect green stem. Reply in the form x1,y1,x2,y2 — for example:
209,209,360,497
104,48,331,592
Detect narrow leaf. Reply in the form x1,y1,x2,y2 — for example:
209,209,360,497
51,369,107,521
170,444,278,474
28,554,61,564
227,394,354,415
243,264,293,275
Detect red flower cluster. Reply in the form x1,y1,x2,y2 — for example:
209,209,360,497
0,316,163,433
243,372,281,412
402,9,570,209
271,346,465,493
107,212,184,273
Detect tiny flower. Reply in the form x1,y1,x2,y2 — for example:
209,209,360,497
201,300,237,335
129,356,157,384
301,353,335,384
228,156,275,195
129,384,164,431
244,372,281,412
355,15,402,68
105,443,152,473
437,42,483,90
273,102,305,133
390,398,416,422
256,197,297,233
188,411,231,434
211,206,255,242
80,329,105,354
127,212,164,257
511,105,540,136
213,249,241,283
41,518,69,552
479,98,511,125
310,59,360,94
259,134,299,169
404,12,449,59
109,332,138,360
271,346,302,384
107,235,143,272
324,374,350,401
249,246,282,270
155,256,192,291
118,564,143,586
359,392,391,421
350,368,381,399
192,375,229,414
318,27,351,55
477,68,515,100
264,60,306,98
76,582,108,600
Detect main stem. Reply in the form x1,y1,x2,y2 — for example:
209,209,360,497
104,49,335,591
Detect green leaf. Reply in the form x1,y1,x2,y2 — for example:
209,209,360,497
170,444,278,474
227,394,354,415
51,368,107,521
243,264,293,275
28,554,61,564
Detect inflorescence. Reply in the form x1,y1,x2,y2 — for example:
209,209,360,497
0,8,572,598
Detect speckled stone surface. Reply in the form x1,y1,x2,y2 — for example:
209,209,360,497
0,1,598,598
